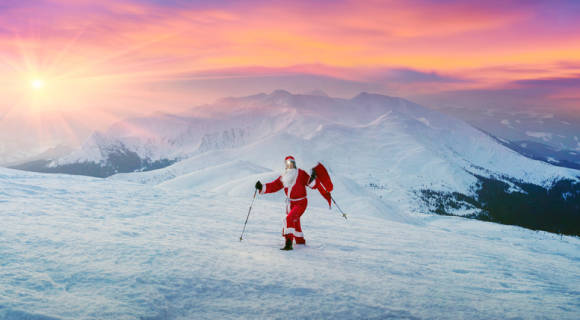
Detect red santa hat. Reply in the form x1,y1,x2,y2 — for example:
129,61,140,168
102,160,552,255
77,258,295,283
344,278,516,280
285,155,296,167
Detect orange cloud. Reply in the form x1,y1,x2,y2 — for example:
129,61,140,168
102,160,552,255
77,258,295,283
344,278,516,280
0,0,578,116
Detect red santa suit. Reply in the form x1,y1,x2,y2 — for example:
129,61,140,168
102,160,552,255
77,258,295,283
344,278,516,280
260,167,316,244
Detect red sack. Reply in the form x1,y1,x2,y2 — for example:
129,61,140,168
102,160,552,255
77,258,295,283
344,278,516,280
313,162,333,208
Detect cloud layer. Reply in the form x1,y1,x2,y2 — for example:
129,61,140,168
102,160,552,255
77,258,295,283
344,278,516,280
0,0,579,148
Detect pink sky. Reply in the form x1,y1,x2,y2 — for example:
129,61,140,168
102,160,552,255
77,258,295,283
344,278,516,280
0,0,579,155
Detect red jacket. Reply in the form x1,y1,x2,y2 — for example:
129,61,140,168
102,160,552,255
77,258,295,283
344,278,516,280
260,168,315,200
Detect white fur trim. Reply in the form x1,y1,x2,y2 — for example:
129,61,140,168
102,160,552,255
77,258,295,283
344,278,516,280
282,227,303,237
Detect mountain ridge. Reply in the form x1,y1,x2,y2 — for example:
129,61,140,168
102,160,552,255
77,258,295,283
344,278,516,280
7,90,580,234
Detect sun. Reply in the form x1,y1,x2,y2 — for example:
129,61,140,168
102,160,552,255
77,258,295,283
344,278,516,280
31,79,45,90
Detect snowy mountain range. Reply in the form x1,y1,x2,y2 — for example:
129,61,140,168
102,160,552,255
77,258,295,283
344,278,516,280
9,90,580,235
434,106,580,169
2,90,580,319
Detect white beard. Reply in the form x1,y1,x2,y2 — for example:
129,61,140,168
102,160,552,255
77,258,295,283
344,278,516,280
281,168,298,188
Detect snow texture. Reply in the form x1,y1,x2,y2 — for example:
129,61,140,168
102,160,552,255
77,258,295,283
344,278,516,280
0,166,579,319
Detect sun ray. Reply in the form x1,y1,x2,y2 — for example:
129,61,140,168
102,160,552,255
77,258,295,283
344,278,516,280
54,32,179,81
46,22,91,77
15,34,36,75
51,112,86,147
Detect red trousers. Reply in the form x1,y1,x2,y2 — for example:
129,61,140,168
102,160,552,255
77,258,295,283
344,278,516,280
283,199,307,244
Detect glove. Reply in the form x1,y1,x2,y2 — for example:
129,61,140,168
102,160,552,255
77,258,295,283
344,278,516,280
309,168,317,184
255,181,263,191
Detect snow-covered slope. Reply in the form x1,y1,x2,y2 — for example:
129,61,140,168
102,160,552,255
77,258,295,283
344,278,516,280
1,166,579,319
105,91,579,222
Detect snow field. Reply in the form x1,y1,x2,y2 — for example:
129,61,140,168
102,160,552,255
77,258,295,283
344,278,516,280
1,169,579,319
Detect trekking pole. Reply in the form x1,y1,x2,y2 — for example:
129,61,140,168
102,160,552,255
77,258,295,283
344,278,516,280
331,196,348,220
240,189,258,241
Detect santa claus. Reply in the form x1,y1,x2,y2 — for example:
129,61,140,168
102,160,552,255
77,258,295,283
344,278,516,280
255,156,317,250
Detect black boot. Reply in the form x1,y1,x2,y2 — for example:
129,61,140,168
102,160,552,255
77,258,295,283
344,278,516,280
280,238,293,251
